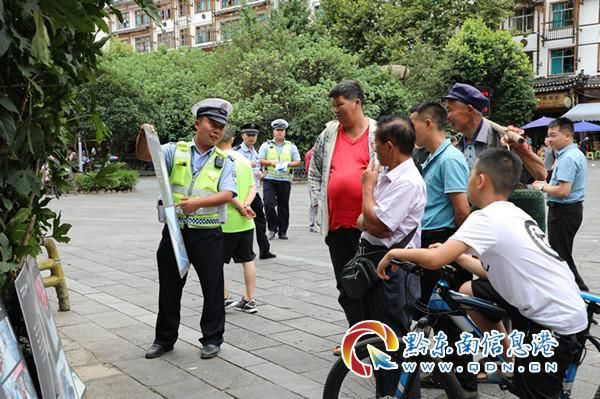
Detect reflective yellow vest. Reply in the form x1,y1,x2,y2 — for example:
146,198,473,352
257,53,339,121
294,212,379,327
170,142,226,228
264,140,293,180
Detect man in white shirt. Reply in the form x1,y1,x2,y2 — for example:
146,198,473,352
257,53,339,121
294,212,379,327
377,148,587,399
358,115,426,397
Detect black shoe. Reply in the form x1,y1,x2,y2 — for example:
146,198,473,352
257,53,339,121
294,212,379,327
145,343,173,359
267,231,277,240
278,233,288,240
200,344,220,359
259,252,276,260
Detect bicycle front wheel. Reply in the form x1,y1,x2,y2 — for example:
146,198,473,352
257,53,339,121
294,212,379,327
322,337,465,399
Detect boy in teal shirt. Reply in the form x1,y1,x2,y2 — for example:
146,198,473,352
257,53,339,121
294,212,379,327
218,129,258,313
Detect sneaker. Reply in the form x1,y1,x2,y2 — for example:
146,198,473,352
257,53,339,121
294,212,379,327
224,297,236,308
233,298,258,314
267,231,277,240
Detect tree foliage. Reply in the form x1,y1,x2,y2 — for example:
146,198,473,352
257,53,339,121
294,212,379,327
441,19,536,125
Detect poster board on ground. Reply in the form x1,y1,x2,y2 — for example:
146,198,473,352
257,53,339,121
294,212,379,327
15,257,85,399
0,297,38,399
142,123,190,278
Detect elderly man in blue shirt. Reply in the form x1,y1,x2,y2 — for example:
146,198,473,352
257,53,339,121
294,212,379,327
136,98,237,360
533,117,588,291
235,123,276,259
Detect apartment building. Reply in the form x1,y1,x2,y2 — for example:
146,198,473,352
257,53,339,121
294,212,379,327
110,0,318,53
503,0,600,117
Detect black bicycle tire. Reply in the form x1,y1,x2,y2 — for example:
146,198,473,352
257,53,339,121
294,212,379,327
322,336,466,399
593,384,600,399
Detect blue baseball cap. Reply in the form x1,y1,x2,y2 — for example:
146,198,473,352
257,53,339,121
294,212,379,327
443,83,489,113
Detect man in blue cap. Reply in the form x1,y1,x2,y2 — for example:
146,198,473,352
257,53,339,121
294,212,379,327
258,119,301,240
444,83,546,181
136,98,237,360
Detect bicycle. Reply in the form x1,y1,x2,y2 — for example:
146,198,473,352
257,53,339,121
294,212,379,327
323,262,600,399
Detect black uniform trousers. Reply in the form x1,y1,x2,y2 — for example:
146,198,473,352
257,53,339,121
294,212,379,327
325,227,364,327
250,193,270,256
263,179,291,235
419,227,477,392
154,225,225,347
547,201,588,291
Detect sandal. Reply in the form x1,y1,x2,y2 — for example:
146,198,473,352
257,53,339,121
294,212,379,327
333,345,341,357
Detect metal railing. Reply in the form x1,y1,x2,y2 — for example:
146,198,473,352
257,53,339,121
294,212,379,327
542,21,575,41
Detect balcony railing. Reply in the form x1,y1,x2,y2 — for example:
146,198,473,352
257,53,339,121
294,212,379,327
542,21,575,41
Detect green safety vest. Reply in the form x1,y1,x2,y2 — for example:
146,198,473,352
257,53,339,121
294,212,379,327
223,156,255,233
170,142,226,228
264,140,293,180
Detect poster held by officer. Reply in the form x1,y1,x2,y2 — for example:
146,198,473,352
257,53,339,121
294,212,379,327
15,257,85,399
0,297,38,399
142,123,191,278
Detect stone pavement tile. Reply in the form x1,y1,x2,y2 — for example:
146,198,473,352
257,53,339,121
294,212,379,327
246,362,322,396
84,292,124,306
300,366,333,385
218,343,269,368
102,270,138,281
153,375,234,399
183,357,266,391
53,310,89,327
76,276,119,288
282,317,344,337
122,277,157,289
270,330,336,353
298,294,345,311
71,299,115,316
74,363,122,381
134,313,158,327
259,293,307,309
84,336,146,363
60,322,119,344
84,374,164,399
112,324,156,349
265,284,315,298
119,293,158,308
114,357,191,386
67,279,100,295
255,269,292,281
65,347,98,367
252,304,303,321
286,270,329,282
226,380,304,399
84,311,140,330
226,312,294,335
253,344,331,373
222,327,279,351
285,301,346,323
111,303,154,318
97,283,145,298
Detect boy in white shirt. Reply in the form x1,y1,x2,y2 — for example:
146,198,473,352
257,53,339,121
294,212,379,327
377,148,587,399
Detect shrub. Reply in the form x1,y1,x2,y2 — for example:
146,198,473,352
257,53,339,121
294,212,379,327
74,166,139,192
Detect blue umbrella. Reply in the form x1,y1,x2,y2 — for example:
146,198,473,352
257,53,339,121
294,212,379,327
574,121,600,132
522,116,556,129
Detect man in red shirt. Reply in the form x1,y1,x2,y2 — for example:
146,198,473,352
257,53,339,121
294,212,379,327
308,81,378,349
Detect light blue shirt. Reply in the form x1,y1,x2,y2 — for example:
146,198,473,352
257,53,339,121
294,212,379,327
258,140,301,182
236,143,262,187
162,142,237,196
422,139,469,230
547,143,586,204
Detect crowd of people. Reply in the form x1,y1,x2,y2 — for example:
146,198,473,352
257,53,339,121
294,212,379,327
135,79,589,398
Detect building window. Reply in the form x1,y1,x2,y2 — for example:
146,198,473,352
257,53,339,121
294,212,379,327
160,5,171,20
135,10,150,27
135,36,151,52
178,0,188,17
221,0,240,9
180,28,190,46
195,25,212,44
196,0,211,13
510,7,534,33
551,1,574,29
220,19,239,41
157,32,175,48
550,48,575,75
116,13,130,30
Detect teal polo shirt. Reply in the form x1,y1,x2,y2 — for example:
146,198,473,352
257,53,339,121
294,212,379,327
547,143,587,204
422,139,469,230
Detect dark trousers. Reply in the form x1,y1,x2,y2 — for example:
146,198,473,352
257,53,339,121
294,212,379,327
325,227,364,327
250,193,270,255
419,227,477,392
263,179,291,235
154,226,225,347
547,202,588,291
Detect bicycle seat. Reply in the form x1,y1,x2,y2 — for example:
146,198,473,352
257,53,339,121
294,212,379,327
448,291,508,320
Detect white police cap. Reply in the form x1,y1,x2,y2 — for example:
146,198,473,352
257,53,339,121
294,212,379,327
191,98,233,125
271,119,289,129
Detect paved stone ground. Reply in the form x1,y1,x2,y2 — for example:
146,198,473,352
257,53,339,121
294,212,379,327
46,163,600,399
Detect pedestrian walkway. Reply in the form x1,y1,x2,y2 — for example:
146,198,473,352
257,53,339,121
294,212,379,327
48,166,600,398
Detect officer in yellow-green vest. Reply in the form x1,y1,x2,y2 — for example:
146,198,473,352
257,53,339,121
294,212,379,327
136,98,237,361
258,119,301,240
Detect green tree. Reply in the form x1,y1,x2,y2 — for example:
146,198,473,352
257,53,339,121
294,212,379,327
318,0,516,65
441,18,536,125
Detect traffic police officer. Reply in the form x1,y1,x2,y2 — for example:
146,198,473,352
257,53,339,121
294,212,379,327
258,119,301,240
136,98,237,360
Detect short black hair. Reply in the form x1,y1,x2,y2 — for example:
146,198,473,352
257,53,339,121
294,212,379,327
410,101,448,130
219,127,235,145
375,115,415,156
328,80,365,105
548,117,574,135
474,148,522,196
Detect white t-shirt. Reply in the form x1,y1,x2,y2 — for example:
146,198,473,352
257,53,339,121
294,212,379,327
451,201,587,335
